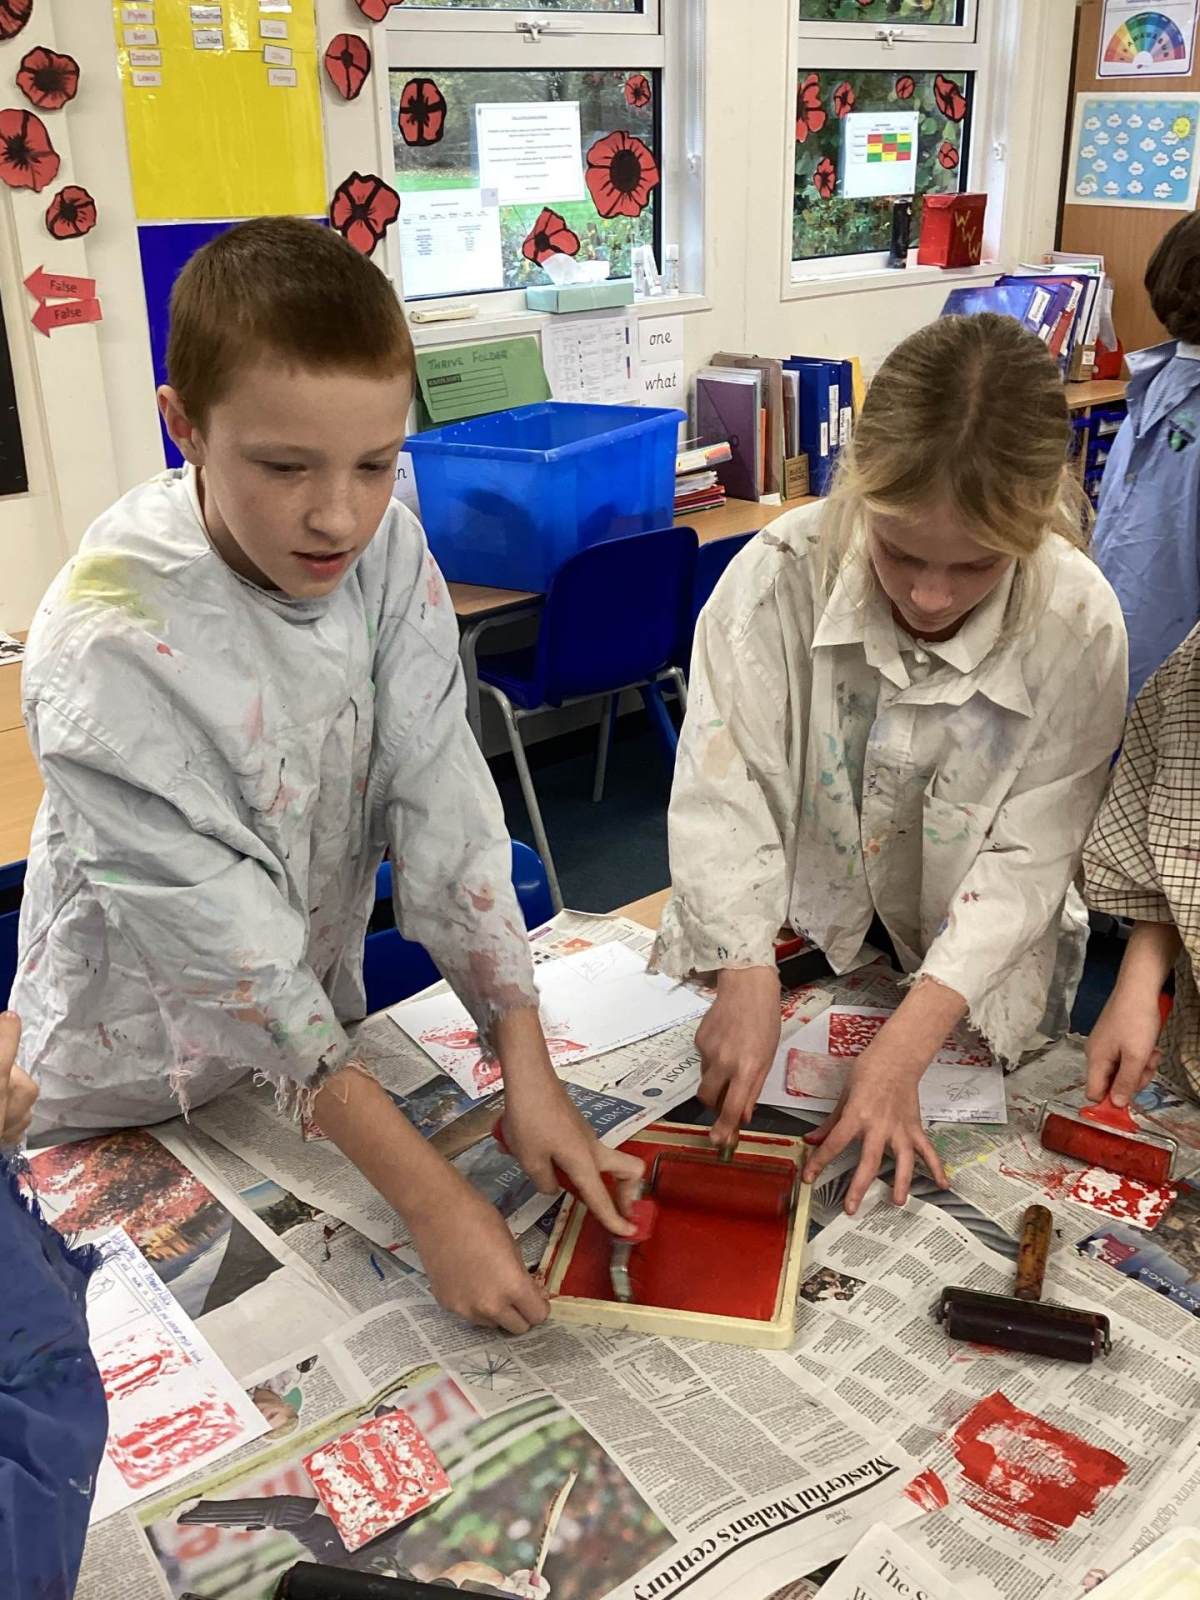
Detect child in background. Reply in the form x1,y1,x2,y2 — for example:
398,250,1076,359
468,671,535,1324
654,314,1127,1213
1084,625,1200,1108
0,1013,107,1600
1092,212,1200,702
14,218,639,1333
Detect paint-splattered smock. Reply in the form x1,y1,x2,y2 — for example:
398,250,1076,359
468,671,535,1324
653,502,1128,1063
1093,342,1200,704
16,467,537,1137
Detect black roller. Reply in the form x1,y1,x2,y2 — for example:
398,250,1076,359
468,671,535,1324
938,1287,1109,1364
275,1562,463,1599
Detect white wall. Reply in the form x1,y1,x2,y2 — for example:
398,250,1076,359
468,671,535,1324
0,0,1077,631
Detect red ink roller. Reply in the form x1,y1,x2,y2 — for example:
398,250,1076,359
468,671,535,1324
937,1203,1111,1364
1039,994,1178,1184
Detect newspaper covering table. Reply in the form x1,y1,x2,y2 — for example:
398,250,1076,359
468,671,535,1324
68,910,1200,1598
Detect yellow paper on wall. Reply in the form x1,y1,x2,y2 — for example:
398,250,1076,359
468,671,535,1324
113,0,325,221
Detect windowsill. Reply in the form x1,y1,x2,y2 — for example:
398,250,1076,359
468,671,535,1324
407,292,712,348
783,260,999,301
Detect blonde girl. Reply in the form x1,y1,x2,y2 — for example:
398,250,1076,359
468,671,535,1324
654,313,1127,1213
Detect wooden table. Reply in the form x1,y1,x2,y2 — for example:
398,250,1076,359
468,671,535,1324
0,638,37,867
615,888,670,931
1064,377,1126,413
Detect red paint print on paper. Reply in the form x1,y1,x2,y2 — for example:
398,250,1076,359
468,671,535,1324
304,1410,451,1552
904,1467,949,1513
109,1394,246,1489
827,1011,886,1058
1066,1167,1176,1231
100,1326,189,1402
950,1392,1126,1542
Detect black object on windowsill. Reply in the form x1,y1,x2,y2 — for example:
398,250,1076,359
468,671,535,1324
888,198,913,269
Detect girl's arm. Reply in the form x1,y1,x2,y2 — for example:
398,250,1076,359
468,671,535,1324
1086,923,1178,1105
654,595,798,1147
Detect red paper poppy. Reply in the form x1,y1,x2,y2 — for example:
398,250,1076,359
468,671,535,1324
0,0,32,42
585,130,660,220
0,107,59,192
624,72,652,110
833,81,855,118
329,171,400,256
16,46,78,111
796,73,826,144
45,183,96,239
522,207,580,266
855,0,875,7
354,0,399,19
323,33,371,101
934,73,967,122
397,77,446,147
813,156,837,201
937,140,960,170
895,74,915,100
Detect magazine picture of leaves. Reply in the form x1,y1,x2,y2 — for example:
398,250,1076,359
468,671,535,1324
794,67,971,260
26,1129,284,1319
391,67,659,292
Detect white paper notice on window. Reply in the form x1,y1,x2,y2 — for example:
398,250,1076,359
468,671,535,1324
840,110,921,200
475,101,585,207
398,188,505,300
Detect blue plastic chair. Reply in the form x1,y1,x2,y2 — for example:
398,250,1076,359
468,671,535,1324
362,839,554,1013
0,860,24,1011
679,530,756,675
476,526,698,911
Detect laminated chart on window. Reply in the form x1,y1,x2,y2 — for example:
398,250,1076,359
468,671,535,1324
840,111,921,200
111,0,325,220
1069,92,1200,209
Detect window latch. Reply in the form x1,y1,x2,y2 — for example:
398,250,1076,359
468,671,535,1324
875,26,905,47
516,20,577,42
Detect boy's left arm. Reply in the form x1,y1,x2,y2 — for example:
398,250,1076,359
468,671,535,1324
371,523,641,1230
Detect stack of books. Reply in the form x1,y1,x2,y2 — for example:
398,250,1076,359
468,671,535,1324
675,441,731,515
941,255,1114,381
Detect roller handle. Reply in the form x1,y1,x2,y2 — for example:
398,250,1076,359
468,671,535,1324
1015,1204,1053,1303
493,1120,657,1243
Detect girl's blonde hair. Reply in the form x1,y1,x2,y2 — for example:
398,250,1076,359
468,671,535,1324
821,313,1089,621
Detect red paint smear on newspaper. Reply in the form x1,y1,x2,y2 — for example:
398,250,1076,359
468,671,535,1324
109,1395,246,1489
100,1326,189,1402
950,1392,1126,1542
905,1467,950,1513
304,1411,451,1552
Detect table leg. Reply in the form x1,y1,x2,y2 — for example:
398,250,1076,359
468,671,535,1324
459,621,486,744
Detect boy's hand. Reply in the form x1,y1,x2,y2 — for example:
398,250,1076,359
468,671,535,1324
495,1007,644,1237
1086,988,1164,1108
407,1181,549,1335
0,1012,37,1147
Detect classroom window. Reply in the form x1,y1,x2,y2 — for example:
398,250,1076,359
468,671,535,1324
407,1,641,10
799,0,965,25
792,66,974,262
390,67,661,298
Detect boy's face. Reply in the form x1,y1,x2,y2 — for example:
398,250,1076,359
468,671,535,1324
159,357,412,598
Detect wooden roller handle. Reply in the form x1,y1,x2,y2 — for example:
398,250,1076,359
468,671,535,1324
1015,1204,1053,1303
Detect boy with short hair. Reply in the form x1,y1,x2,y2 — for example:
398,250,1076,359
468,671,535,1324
1092,211,1200,701
14,217,639,1333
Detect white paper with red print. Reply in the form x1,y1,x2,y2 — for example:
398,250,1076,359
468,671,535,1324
760,1005,1007,1125
303,1409,451,1551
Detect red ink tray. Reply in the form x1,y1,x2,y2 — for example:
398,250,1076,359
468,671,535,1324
538,1123,811,1348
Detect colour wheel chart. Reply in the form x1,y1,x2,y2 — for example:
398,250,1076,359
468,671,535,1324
1099,2,1197,78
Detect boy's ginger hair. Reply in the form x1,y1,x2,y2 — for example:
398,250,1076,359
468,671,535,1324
166,215,414,425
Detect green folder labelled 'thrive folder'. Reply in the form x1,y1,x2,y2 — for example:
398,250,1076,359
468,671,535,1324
415,336,551,427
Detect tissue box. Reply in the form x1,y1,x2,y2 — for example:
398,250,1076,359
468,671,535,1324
525,280,636,313
917,193,987,268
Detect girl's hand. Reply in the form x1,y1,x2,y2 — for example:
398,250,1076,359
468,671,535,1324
407,1180,549,1335
694,967,781,1150
1085,987,1164,1108
0,1012,37,1148
801,1043,948,1214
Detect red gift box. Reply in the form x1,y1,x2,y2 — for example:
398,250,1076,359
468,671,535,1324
917,192,987,268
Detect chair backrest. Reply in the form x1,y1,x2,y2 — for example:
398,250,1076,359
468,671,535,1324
681,531,757,667
0,860,24,1010
534,525,698,706
363,841,554,1013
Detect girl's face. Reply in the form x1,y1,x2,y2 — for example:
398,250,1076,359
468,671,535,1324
867,503,1013,642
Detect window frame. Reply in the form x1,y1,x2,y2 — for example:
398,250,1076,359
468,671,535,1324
795,0,979,48
782,19,999,294
383,2,700,314
384,1,660,41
